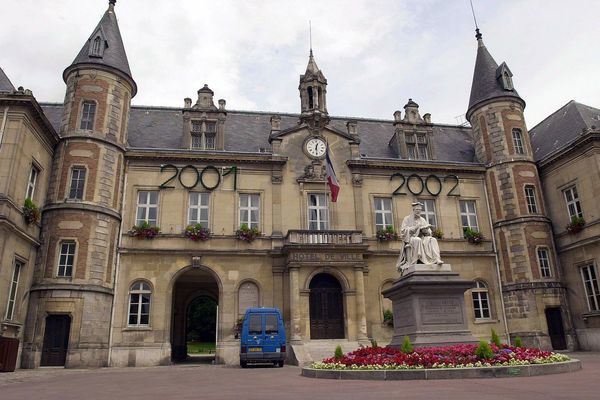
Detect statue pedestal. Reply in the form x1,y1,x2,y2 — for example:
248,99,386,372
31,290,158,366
382,264,479,348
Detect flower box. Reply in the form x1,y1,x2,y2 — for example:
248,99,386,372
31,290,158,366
376,226,398,242
184,224,211,241
235,224,261,242
463,227,483,245
129,221,160,239
566,216,585,234
431,228,444,240
22,198,41,225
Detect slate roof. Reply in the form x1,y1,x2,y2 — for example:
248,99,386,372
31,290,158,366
64,2,135,92
467,37,522,116
530,100,600,161
39,102,476,163
0,67,16,93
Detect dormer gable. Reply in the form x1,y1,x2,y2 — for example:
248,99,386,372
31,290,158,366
88,26,108,58
496,62,514,91
182,84,227,150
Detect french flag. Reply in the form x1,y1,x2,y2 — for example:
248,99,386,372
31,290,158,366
325,144,340,202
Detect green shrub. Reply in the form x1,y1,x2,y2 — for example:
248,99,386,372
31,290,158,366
22,198,41,224
400,336,413,354
491,328,501,347
475,340,493,359
383,309,394,326
334,345,344,360
370,338,378,348
514,336,523,348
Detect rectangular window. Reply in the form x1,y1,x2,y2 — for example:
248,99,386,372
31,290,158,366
512,129,524,154
57,242,76,277
188,192,210,226
406,144,416,159
239,194,260,229
191,121,202,133
459,200,479,230
525,185,538,214
205,134,216,150
136,191,159,226
417,144,428,159
26,165,39,200
190,121,217,150
5,260,22,320
537,248,552,278
308,193,329,230
418,199,437,227
191,134,202,149
581,264,600,312
563,186,583,219
68,167,86,200
205,121,217,133
374,197,393,231
80,101,96,130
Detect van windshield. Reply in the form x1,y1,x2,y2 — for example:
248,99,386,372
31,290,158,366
265,314,278,334
248,314,262,335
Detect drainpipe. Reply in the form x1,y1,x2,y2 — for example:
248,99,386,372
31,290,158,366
483,180,511,345
0,106,9,145
107,159,128,365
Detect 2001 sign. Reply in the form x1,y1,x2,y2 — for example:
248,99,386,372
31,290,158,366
159,164,238,191
390,173,460,196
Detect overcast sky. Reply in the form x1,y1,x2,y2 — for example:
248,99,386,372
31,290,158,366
2,0,599,127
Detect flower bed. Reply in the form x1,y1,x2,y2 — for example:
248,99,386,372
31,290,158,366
311,344,570,370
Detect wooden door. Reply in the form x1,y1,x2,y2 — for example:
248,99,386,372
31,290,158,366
545,308,566,350
41,315,71,366
309,274,344,339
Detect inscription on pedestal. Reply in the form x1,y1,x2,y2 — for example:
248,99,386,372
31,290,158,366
420,298,463,325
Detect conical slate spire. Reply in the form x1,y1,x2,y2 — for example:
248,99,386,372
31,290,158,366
467,30,522,117
301,50,327,84
306,49,320,74
0,67,16,93
63,1,136,94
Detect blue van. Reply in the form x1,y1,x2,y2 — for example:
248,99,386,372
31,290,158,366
239,307,286,368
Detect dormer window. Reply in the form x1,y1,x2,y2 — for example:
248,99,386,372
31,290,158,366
405,133,429,160
88,28,107,58
497,62,514,91
190,120,218,150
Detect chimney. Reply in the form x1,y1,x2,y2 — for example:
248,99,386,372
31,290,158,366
393,110,402,123
423,113,431,124
184,98,192,108
218,99,226,111
346,120,358,136
270,115,281,132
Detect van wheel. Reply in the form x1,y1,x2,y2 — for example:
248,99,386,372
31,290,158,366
277,361,284,368
240,361,248,368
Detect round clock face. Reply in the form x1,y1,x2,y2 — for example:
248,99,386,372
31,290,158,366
306,137,326,158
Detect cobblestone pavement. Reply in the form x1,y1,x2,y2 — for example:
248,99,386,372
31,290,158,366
1,352,599,400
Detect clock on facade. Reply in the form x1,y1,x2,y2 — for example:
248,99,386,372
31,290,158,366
305,137,327,158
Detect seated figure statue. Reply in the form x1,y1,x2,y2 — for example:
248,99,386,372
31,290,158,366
395,202,443,275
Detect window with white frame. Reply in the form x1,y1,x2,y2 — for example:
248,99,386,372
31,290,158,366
80,101,96,130
136,191,158,226
418,199,438,227
128,281,151,326
57,241,76,277
308,193,329,230
190,120,217,150
459,200,479,230
68,167,86,200
5,259,23,320
524,185,538,214
374,197,393,231
188,192,210,226
472,280,491,319
537,248,552,278
239,193,260,229
512,128,525,155
563,186,583,219
26,165,39,200
581,264,600,312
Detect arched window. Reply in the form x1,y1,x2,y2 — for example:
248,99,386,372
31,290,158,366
512,128,525,155
307,87,314,109
128,281,151,326
472,280,491,320
238,281,259,316
92,36,102,55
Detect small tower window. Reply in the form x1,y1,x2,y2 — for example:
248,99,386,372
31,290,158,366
502,71,513,90
512,128,525,154
80,101,96,130
524,185,538,214
307,87,314,109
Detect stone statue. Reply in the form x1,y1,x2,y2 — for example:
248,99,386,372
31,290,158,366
395,202,443,274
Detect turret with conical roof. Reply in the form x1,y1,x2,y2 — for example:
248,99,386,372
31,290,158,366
22,0,135,368
299,49,329,126
466,29,571,350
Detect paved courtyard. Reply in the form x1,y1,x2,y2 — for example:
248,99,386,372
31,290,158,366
1,352,599,400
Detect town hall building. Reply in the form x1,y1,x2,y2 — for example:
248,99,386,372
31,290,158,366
1,1,599,368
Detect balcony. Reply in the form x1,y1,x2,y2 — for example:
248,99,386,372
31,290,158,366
285,230,363,245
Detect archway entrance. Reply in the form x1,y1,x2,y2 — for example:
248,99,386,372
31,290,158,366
309,273,344,339
171,268,219,362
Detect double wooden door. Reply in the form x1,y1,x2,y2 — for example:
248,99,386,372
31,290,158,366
309,274,344,339
41,315,71,366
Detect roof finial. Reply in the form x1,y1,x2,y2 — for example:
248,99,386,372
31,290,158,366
309,20,313,56
469,0,483,41
109,0,116,5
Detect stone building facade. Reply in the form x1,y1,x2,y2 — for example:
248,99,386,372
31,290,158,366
1,1,599,368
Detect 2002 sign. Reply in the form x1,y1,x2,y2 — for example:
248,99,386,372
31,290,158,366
390,173,460,196
159,164,238,190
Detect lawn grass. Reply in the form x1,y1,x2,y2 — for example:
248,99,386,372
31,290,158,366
187,341,216,354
